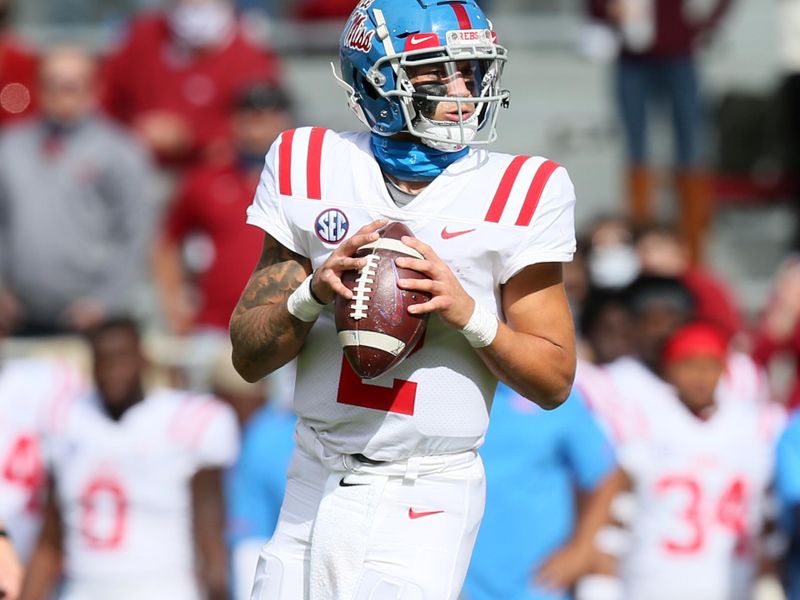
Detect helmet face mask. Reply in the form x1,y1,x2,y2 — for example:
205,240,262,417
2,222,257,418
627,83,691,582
336,0,509,152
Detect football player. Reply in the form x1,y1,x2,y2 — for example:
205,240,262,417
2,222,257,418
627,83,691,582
611,322,782,600
19,317,239,600
777,409,800,600
0,354,83,566
230,1,577,598
463,384,620,600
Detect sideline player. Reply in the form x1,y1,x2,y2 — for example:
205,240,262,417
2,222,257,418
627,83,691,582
613,322,782,600
0,354,83,565
230,1,577,598
775,408,800,599
20,317,239,600
463,384,619,600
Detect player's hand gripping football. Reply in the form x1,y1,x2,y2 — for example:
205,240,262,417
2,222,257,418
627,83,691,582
310,218,389,304
395,236,475,330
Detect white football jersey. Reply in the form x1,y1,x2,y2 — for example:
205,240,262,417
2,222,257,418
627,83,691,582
575,359,647,445
581,353,772,448
247,128,576,461
604,357,782,600
0,358,83,561
718,351,771,406
47,388,239,591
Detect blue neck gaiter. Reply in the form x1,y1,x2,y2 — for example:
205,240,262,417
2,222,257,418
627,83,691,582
370,134,468,182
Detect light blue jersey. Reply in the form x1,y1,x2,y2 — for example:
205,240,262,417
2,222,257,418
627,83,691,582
226,403,297,545
463,385,616,600
777,410,800,600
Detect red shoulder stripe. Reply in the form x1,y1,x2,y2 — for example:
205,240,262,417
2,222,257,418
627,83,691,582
516,160,559,226
278,129,296,196
306,127,327,200
485,155,528,223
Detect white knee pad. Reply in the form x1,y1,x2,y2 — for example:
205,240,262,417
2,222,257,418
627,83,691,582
354,569,425,600
250,552,285,600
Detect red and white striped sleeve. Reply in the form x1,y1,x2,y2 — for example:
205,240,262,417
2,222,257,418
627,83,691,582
247,127,330,257
487,156,577,284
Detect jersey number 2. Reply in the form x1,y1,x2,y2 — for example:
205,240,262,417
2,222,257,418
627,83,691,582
336,336,425,416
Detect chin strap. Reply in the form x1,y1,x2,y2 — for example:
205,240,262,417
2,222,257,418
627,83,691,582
370,134,468,182
415,112,479,152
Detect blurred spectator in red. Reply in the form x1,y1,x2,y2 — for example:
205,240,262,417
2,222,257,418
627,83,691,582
294,0,357,21
152,82,291,336
101,0,282,166
0,47,155,337
586,0,733,263
635,222,742,340
0,0,37,125
752,256,800,410
151,82,291,390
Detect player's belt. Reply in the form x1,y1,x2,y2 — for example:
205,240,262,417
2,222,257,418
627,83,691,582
351,453,387,465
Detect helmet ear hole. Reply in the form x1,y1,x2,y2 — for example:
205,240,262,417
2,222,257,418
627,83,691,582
363,79,381,101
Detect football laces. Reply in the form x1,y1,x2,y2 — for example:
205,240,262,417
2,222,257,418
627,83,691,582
350,254,380,320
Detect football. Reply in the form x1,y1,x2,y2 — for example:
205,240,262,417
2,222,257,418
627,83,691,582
335,222,431,380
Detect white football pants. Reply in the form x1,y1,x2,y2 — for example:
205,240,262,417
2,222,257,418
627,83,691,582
58,576,202,600
250,423,485,600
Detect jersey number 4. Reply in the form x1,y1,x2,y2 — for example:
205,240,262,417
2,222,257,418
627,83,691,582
2,434,44,512
656,475,749,555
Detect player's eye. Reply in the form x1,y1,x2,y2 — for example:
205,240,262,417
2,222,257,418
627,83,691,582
414,69,446,82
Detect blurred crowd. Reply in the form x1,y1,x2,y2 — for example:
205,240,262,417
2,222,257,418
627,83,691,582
0,0,800,600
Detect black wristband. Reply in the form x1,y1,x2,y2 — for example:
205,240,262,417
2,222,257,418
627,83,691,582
0,529,8,538
308,276,326,306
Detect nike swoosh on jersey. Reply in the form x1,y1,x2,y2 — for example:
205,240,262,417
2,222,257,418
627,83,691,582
339,477,368,487
408,508,445,519
440,227,476,240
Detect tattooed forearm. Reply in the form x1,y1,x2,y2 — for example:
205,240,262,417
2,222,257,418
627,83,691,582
230,234,314,382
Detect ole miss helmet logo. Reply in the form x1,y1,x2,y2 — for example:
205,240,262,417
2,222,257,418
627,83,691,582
343,13,375,53
315,209,350,244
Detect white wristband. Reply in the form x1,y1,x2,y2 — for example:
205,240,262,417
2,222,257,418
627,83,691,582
286,275,326,322
460,301,499,348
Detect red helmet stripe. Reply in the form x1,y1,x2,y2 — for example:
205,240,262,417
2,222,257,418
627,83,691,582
485,155,528,222
450,3,473,30
516,160,559,226
307,128,327,200
278,129,296,196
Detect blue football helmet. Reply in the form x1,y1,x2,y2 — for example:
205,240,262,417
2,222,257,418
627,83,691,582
334,0,509,152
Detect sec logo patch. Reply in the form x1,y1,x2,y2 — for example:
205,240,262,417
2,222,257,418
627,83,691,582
315,209,349,244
